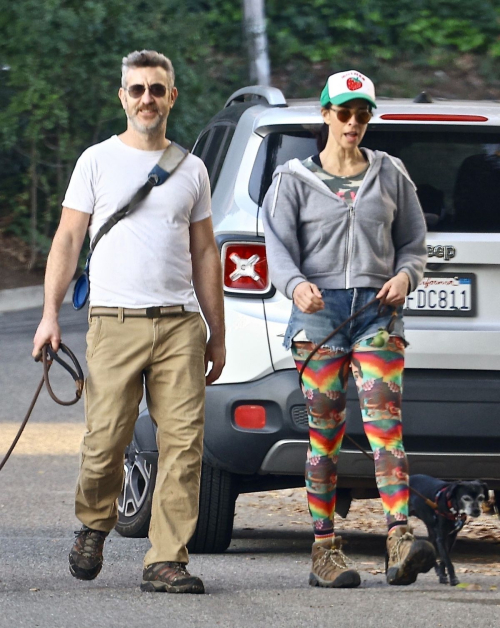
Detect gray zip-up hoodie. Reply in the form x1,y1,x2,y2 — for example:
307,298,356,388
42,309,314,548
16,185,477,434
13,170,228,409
262,149,427,299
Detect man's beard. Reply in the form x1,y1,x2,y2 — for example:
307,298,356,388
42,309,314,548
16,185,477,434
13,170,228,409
127,108,166,135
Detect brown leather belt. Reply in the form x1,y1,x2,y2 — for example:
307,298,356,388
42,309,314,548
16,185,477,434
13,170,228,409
89,305,185,318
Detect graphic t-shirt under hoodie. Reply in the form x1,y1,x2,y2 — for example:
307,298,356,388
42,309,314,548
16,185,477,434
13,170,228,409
302,154,369,208
261,148,427,300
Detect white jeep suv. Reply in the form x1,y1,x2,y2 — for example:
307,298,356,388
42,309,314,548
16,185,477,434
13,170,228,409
116,86,500,552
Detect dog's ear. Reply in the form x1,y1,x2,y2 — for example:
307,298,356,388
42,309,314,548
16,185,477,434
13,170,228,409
448,481,465,503
449,481,463,496
481,482,489,499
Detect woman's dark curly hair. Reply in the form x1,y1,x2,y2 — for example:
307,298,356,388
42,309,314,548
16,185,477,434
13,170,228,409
316,103,332,153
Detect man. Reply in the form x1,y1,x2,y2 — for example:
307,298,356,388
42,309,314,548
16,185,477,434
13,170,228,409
32,50,225,594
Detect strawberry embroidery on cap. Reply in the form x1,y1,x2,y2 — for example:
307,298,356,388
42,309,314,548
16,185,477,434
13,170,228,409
346,77,362,91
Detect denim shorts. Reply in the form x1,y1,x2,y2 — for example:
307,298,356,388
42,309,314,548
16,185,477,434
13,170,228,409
283,288,405,352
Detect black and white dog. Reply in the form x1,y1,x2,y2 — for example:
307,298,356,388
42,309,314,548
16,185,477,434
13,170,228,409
409,474,488,586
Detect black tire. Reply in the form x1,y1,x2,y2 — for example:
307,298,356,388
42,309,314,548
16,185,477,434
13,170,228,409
115,444,156,538
116,449,238,552
187,463,238,554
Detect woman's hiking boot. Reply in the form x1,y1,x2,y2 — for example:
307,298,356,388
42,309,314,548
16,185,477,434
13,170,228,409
309,536,361,588
386,524,435,585
69,525,108,580
141,562,205,593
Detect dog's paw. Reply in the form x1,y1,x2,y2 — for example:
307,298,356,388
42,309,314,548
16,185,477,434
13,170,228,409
439,576,449,585
450,577,459,587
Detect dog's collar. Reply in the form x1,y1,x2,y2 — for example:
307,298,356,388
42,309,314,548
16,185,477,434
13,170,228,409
435,487,468,526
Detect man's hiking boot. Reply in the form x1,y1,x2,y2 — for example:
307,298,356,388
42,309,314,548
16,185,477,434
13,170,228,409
309,536,361,588
141,562,205,593
69,525,108,580
386,524,435,585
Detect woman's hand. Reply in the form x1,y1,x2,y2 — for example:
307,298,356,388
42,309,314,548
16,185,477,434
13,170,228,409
293,282,325,313
377,272,410,306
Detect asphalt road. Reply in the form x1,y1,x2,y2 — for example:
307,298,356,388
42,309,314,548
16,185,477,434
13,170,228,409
1,305,499,628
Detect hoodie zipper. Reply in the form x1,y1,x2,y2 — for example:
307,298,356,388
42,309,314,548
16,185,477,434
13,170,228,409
344,158,373,288
344,205,354,288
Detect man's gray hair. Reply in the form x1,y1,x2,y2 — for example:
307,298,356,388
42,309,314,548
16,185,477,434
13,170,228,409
121,50,175,90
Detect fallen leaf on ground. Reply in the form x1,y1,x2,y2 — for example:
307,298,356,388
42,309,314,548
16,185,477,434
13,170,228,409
456,583,482,590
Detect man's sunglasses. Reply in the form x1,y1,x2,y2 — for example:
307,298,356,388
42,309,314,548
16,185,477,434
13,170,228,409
331,107,372,125
126,83,168,99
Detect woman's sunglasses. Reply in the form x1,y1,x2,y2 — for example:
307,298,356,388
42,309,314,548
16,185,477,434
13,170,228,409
126,83,168,99
331,107,372,125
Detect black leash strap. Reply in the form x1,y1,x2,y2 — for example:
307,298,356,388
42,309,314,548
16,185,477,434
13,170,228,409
88,142,189,258
40,343,84,406
0,343,84,472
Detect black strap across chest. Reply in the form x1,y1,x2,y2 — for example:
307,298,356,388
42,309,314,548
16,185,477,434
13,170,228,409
89,141,188,257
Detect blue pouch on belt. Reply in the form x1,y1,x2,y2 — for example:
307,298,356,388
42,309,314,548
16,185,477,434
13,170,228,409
72,259,90,311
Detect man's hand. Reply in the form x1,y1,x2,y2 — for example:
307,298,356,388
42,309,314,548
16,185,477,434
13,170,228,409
377,272,410,306
204,333,226,385
32,317,61,359
293,281,324,314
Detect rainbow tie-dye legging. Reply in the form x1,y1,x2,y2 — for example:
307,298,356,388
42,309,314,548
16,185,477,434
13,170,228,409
292,335,409,543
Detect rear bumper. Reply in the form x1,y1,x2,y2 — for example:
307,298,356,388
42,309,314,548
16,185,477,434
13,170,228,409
203,367,500,485
135,367,500,489
260,440,500,489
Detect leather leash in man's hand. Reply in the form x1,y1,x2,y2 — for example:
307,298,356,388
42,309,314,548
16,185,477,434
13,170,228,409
0,343,84,472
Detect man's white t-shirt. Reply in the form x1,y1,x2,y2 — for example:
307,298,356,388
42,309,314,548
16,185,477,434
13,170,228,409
63,135,211,310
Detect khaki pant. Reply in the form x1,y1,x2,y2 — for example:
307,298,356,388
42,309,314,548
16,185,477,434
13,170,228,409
75,309,207,566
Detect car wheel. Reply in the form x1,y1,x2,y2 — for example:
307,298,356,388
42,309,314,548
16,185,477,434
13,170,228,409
115,448,238,551
115,443,156,538
188,462,239,554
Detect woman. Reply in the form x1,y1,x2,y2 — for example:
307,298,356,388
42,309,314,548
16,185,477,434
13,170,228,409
262,70,434,588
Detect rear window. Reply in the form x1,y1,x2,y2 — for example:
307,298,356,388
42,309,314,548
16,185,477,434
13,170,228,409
251,127,500,233
193,124,235,192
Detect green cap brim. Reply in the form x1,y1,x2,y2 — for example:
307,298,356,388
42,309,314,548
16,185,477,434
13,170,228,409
320,86,377,109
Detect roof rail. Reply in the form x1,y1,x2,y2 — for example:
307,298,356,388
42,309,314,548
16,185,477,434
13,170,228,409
224,86,287,109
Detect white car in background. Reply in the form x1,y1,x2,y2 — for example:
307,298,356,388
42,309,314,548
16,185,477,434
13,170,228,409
116,86,500,552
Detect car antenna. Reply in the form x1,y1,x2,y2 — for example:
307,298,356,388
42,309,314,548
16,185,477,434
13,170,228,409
413,91,434,103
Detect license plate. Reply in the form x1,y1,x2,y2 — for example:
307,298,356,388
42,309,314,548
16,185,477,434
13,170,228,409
404,272,476,317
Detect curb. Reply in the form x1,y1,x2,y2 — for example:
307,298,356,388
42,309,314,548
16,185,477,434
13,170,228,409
0,282,76,313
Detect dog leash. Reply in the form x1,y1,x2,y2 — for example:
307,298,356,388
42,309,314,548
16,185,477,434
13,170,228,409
297,296,440,512
0,343,84,472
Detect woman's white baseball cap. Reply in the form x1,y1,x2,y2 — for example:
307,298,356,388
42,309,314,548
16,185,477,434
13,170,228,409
320,70,377,109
